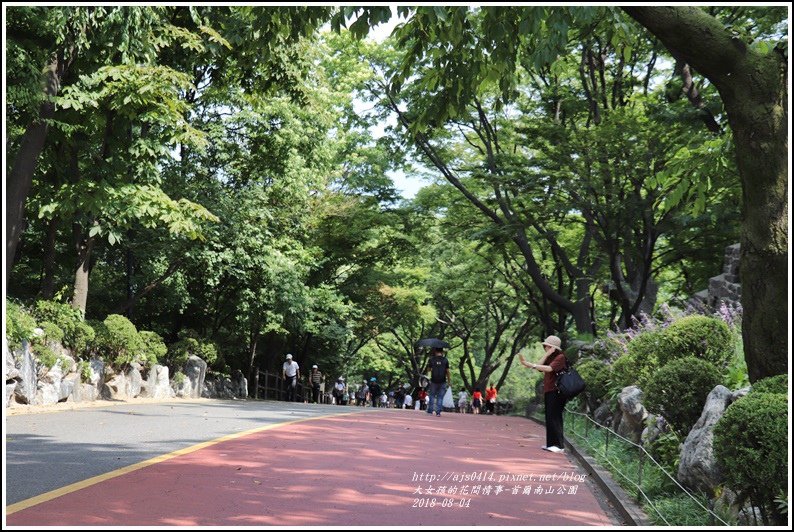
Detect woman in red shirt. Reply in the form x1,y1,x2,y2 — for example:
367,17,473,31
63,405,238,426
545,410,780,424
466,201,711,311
471,388,483,414
485,384,498,415
519,335,568,453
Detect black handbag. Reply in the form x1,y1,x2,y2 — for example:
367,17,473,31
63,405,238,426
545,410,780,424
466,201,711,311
556,357,586,399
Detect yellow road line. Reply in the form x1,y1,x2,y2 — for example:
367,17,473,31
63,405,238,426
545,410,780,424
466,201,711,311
6,410,363,515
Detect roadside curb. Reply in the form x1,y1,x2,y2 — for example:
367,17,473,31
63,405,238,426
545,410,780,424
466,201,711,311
527,415,652,526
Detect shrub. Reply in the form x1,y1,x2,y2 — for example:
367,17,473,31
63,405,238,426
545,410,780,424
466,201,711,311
139,331,168,368
39,321,65,345
5,299,37,351
749,373,787,395
644,356,722,435
92,314,144,368
166,335,218,368
577,358,610,406
608,353,636,394
656,315,736,368
713,392,788,525
625,330,665,390
77,359,92,382
31,343,60,371
32,300,87,354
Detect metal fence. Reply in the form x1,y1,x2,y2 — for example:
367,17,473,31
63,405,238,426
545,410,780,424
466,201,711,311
563,407,733,526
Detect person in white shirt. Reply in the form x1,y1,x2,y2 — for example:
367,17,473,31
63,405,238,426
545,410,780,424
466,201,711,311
458,389,469,413
403,391,413,409
282,354,300,402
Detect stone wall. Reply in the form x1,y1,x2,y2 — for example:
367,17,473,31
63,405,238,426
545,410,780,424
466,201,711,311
691,243,741,309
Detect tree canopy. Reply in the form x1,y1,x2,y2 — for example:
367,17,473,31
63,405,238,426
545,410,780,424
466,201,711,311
5,5,786,388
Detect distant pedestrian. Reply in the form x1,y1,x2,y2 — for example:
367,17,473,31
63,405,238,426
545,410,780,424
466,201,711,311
403,390,413,409
471,387,482,415
356,380,370,406
416,387,428,410
282,354,300,402
369,378,381,408
309,365,323,404
425,348,451,417
379,391,388,408
332,377,348,405
485,383,498,415
394,386,406,409
520,335,568,453
457,388,469,413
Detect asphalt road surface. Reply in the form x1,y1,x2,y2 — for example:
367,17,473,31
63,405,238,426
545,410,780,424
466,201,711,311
5,399,623,527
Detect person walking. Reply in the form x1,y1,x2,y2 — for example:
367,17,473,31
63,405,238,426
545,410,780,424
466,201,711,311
356,380,370,407
425,347,451,417
309,364,323,404
332,377,348,405
519,335,569,453
282,354,300,402
471,387,483,415
368,378,381,408
457,388,469,413
485,383,498,415
416,387,428,411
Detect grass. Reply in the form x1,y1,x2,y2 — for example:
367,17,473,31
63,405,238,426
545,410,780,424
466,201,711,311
528,406,738,526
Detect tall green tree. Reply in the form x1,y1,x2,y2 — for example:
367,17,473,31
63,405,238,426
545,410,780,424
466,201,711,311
335,5,788,381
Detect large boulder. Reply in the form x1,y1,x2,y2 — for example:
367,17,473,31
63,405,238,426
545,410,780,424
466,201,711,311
174,356,207,398
676,385,732,496
12,340,38,405
616,385,647,443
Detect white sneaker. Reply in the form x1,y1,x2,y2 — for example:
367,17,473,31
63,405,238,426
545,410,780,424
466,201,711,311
546,446,565,453
541,445,548,450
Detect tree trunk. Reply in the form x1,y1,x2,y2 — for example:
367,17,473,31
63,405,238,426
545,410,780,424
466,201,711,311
71,223,95,313
622,6,788,382
40,217,59,300
6,49,74,286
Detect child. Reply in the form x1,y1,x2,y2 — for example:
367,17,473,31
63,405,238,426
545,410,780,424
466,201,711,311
471,387,483,415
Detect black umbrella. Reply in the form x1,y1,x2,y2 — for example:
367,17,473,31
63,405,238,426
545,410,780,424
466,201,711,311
415,338,451,349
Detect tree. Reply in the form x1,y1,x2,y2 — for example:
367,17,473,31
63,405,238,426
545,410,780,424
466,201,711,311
620,7,787,382
334,5,788,382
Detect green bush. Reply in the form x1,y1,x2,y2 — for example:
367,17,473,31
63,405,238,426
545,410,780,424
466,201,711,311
608,353,637,393
69,320,96,357
5,299,37,351
644,356,722,435
749,373,787,395
166,335,218,368
577,358,610,405
139,331,168,368
714,392,788,525
92,314,144,368
32,300,89,354
625,330,665,390
31,343,60,371
39,321,65,345
656,315,736,368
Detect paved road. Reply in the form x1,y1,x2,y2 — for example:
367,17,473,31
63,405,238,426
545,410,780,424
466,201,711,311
5,399,623,527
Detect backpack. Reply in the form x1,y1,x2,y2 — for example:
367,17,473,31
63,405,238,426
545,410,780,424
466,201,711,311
430,356,448,383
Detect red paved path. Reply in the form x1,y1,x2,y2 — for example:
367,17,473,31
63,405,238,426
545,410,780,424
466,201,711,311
6,408,619,527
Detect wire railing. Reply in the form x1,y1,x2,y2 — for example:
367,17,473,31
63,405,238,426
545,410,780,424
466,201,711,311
563,406,732,526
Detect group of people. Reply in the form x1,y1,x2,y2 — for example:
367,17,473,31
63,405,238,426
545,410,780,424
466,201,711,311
282,333,570,454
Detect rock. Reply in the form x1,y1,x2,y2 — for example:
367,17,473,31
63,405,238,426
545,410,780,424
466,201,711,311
676,385,732,496
183,355,207,399
617,385,647,443
13,340,38,405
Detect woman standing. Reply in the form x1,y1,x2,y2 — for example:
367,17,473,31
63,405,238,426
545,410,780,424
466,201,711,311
520,335,568,453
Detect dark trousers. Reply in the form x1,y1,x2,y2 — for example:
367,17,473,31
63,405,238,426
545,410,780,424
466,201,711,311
285,375,298,402
544,391,566,448
312,383,321,403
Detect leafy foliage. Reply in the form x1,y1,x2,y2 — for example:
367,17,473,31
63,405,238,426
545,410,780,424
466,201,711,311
714,390,788,525
91,314,145,368
644,356,722,435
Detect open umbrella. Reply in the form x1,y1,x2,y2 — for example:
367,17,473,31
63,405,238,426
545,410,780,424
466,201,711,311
415,338,451,349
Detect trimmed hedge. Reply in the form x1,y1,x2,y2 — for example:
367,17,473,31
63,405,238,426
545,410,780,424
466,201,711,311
713,387,788,525
644,356,722,434
656,315,735,368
